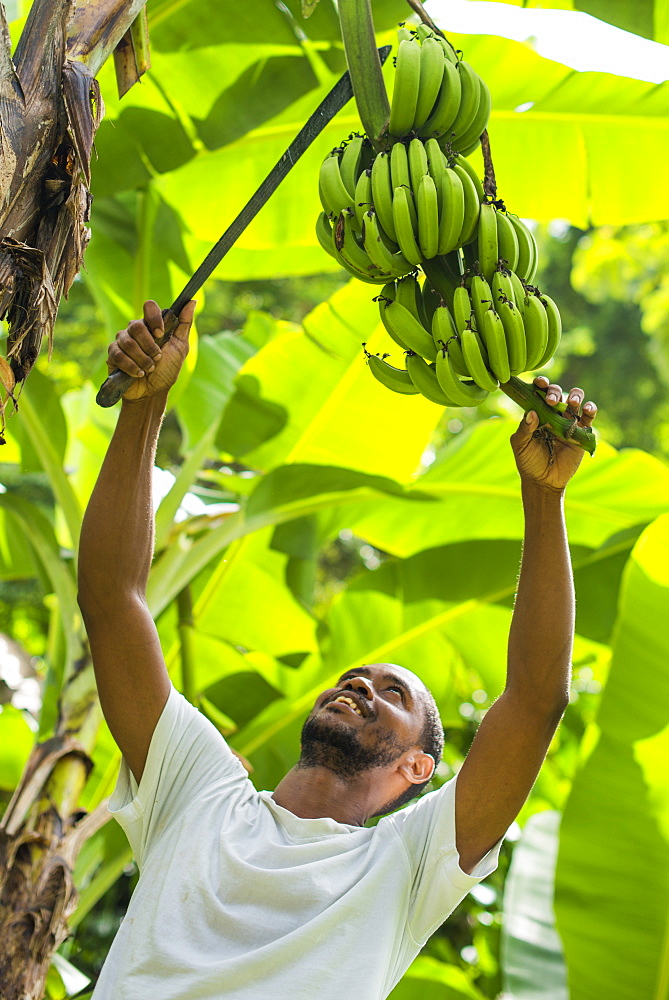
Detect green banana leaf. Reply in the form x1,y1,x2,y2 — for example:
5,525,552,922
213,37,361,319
0,706,35,791
315,419,669,555
500,811,569,999
388,955,489,999
0,493,80,687
11,369,81,549
555,512,669,1000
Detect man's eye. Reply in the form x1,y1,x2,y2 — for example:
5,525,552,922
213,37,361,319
387,685,403,696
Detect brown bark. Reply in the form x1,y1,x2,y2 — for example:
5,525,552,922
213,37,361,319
0,0,148,440
0,732,109,1000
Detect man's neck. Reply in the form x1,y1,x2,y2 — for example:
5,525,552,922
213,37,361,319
272,764,383,826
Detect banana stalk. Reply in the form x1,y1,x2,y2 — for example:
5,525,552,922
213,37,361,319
500,376,596,455
337,0,390,148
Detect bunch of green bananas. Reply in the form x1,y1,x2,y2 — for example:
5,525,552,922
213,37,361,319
367,267,561,408
317,135,485,281
315,20,564,407
390,24,491,155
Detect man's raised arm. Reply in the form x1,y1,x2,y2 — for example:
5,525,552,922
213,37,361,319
454,378,597,873
77,300,195,784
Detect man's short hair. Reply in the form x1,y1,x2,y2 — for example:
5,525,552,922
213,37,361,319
376,687,445,816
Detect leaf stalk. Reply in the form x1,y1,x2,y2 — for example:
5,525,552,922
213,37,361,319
337,0,390,148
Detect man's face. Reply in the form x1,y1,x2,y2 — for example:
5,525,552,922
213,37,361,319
299,663,427,779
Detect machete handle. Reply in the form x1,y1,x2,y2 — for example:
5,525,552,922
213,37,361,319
95,308,180,408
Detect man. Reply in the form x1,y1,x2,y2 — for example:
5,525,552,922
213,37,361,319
78,300,596,999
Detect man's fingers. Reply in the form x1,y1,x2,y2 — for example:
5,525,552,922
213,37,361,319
108,340,149,378
127,319,163,362
566,387,584,411
511,408,539,448
143,300,165,339
580,401,597,427
544,382,563,405
173,300,196,343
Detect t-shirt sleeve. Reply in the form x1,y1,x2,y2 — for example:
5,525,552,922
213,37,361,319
389,772,502,945
108,685,252,867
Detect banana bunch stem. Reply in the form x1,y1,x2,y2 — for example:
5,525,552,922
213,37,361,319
500,376,596,455
338,0,390,148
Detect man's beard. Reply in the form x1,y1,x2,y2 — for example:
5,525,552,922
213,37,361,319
298,711,410,779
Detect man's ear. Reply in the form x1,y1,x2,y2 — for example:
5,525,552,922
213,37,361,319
398,751,435,786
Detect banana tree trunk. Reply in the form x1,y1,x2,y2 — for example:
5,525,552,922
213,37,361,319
0,1,150,994
0,0,147,437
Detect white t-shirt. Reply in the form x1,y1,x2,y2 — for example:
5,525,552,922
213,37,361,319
93,686,501,1000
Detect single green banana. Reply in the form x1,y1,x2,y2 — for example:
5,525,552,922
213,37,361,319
417,173,439,259
480,305,510,383
397,26,414,44
382,298,437,359
477,202,499,282
523,291,549,369
497,298,527,375
354,169,372,231
425,138,446,213
389,38,421,137
460,324,499,392
406,351,460,405
526,231,539,284
447,61,481,145
435,342,490,406
432,303,468,376
437,166,465,255
339,135,366,201
362,210,414,278
452,153,485,203
414,23,434,43
495,210,519,272
395,274,425,324
371,152,397,243
408,138,429,195
336,212,390,284
491,267,515,306
454,76,492,153
391,141,411,193
392,184,423,266
367,352,419,394
319,151,355,217
453,162,481,245
507,214,537,283
378,283,411,351
535,293,562,369
470,274,494,333
413,35,445,130
315,212,337,259
435,34,459,65
419,56,462,139
508,269,528,313
453,284,473,333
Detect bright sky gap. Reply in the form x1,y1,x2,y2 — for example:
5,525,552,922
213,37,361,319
425,0,669,84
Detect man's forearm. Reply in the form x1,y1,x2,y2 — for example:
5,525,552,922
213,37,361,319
78,392,168,617
506,483,573,713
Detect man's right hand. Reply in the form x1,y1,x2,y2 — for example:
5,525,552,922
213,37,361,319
107,299,196,402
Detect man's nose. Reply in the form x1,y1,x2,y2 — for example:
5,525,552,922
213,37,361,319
344,675,373,699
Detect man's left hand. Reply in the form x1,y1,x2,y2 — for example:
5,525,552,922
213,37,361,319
510,377,597,492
